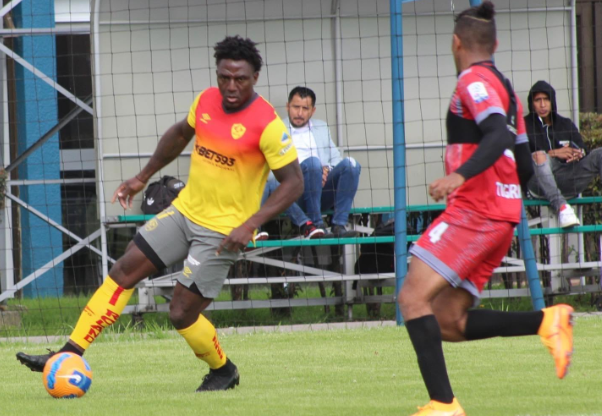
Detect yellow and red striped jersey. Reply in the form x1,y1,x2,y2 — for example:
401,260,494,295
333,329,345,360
172,87,297,235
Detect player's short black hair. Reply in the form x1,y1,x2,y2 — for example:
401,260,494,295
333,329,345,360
288,86,316,106
214,35,263,72
454,1,496,54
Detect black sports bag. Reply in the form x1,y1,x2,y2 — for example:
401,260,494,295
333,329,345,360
141,175,186,214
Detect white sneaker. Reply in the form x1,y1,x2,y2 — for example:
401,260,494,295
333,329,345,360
254,231,269,241
559,204,580,228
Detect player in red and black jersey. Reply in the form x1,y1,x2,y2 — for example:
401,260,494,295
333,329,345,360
398,3,575,415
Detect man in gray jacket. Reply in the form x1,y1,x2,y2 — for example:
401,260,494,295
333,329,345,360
263,86,361,238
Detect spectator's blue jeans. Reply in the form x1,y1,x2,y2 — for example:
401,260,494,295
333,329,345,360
262,177,310,227
262,156,361,227
299,156,362,227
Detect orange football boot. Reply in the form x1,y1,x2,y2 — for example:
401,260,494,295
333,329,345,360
537,303,574,379
410,398,466,416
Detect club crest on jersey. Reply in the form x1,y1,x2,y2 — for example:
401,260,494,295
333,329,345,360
231,123,246,140
467,82,489,103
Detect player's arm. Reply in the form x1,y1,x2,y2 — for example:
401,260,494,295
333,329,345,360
246,160,304,229
250,116,303,225
455,113,514,179
138,119,195,182
514,141,534,190
112,118,195,209
514,111,534,190
216,115,303,255
430,114,512,201
216,160,303,255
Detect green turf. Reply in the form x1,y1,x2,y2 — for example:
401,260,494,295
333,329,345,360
2,286,399,337
2,316,601,416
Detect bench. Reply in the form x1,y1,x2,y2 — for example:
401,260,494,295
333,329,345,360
109,196,602,316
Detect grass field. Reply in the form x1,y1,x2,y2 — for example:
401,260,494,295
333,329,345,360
2,315,601,416
3,285,599,338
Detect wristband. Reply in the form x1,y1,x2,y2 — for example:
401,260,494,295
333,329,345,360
135,174,147,183
241,222,255,233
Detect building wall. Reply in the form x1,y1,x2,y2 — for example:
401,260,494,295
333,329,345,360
93,0,575,216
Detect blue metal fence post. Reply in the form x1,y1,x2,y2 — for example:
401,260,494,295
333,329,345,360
390,0,408,325
13,0,63,297
517,205,546,310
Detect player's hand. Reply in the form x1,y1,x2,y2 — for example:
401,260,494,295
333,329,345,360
111,176,147,209
216,224,254,256
322,166,329,188
429,172,465,202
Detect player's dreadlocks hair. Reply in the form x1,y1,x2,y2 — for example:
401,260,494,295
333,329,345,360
454,1,496,54
214,35,263,72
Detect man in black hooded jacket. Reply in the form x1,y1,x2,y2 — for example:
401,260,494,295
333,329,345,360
525,80,602,227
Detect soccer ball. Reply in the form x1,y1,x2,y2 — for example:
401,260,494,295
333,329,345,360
42,352,92,398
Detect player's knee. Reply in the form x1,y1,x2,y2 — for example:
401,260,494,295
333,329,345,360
435,309,468,341
439,325,463,342
169,304,189,330
108,261,140,290
109,274,127,289
439,317,467,342
107,260,132,289
397,287,417,316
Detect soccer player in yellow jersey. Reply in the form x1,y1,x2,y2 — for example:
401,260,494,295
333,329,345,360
17,36,303,392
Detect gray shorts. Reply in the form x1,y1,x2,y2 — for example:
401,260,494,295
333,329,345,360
135,205,238,298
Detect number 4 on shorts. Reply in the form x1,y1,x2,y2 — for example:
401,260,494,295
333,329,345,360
428,222,449,243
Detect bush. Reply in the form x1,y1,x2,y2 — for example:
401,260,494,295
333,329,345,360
577,113,602,262
579,112,602,200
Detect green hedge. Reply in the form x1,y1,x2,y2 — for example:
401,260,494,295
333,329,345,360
576,113,602,262
581,112,602,198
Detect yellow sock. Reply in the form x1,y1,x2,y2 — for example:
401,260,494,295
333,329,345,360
69,276,134,350
177,314,227,369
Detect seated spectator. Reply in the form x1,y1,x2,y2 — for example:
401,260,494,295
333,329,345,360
525,80,602,227
262,86,361,238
